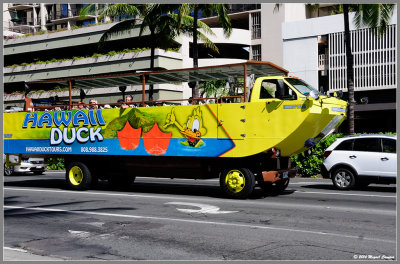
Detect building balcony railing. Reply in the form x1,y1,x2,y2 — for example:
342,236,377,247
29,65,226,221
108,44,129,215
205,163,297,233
9,19,35,28
8,4,38,10
318,54,328,70
7,23,36,34
54,9,81,20
251,27,261,40
229,4,261,14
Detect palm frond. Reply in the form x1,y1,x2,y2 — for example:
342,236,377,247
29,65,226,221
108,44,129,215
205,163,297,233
98,19,138,48
197,20,215,37
305,4,320,12
213,4,232,37
354,4,395,35
99,4,140,20
273,4,282,13
79,4,96,19
175,15,215,37
197,31,219,54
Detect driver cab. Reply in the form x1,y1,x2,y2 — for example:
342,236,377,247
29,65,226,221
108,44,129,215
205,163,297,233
252,77,297,102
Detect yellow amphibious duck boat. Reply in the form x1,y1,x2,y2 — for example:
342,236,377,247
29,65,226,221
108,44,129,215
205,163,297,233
4,61,347,198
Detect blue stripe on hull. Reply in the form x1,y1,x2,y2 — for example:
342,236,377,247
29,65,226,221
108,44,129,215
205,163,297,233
4,138,235,157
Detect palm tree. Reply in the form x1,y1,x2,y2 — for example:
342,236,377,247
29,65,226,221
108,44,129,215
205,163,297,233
199,80,227,98
181,4,232,100
342,4,395,134
274,4,395,134
80,4,184,101
80,4,220,102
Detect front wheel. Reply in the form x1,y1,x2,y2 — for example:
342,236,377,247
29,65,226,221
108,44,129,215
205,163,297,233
66,162,93,190
219,168,255,199
332,168,356,190
4,164,14,176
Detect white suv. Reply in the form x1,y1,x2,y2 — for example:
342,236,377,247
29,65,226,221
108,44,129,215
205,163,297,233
321,134,396,190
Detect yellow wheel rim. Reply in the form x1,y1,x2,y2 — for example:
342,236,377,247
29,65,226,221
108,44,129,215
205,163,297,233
69,166,83,186
225,170,245,193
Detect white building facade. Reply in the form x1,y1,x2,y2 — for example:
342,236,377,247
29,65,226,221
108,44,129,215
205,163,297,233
282,8,397,94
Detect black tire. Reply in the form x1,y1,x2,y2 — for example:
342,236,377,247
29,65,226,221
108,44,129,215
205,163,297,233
259,178,290,195
4,164,14,176
33,171,44,175
66,162,92,190
219,168,255,199
332,167,356,190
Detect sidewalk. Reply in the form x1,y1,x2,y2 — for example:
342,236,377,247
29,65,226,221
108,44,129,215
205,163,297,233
3,247,66,261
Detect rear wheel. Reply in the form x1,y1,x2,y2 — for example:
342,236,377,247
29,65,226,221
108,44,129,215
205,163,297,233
66,162,92,190
332,167,356,190
4,164,14,176
219,168,255,199
33,171,44,175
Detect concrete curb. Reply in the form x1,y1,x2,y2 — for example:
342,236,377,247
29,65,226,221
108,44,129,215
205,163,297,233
3,247,66,261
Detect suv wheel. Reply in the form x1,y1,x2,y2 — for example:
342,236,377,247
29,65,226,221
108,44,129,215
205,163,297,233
4,164,14,176
332,167,356,190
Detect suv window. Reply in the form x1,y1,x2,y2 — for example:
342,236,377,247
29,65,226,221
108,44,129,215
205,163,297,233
382,138,396,153
353,138,381,152
334,139,353,150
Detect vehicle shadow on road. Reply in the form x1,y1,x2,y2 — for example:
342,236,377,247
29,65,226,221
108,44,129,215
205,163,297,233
299,184,396,193
4,178,297,200
4,178,66,189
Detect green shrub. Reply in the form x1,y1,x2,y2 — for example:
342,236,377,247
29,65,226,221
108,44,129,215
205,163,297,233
46,158,65,170
107,50,118,56
291,132,396,177
72,56,85,60
291,133,344,177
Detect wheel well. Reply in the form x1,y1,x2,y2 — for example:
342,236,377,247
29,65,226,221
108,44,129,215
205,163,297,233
329,164,358,179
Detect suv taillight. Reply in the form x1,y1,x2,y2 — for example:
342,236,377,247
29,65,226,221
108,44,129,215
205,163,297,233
323,151,332,160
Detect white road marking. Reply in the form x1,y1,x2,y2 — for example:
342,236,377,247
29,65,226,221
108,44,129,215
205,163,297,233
289,182,329,185
68,230,91,238
5,186,395,200
86,222,105,228
4,188,395,216
294,190,396,198
3,247,28,253
166,202,237,214
4,205,395,244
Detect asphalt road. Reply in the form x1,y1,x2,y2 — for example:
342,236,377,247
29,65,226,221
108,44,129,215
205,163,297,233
3,171,396,261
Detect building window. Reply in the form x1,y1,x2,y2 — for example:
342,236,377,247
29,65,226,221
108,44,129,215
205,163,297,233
252,45,261,61
251,12,261,39
328,24,397,92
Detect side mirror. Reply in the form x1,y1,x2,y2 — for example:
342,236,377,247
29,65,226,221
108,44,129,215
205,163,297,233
333,90,343,99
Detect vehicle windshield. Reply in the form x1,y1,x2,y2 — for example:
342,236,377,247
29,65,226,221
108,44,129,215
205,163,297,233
285,78,321,95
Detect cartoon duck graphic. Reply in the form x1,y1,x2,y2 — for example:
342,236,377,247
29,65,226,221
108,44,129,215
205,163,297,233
164,107,207,147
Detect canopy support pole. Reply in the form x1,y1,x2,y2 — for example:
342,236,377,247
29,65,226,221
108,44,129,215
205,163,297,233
243,64,247,102
141,74,146,107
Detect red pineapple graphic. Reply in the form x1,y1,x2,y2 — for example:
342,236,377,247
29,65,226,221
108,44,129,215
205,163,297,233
117,121,141,150
143,123,171,155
